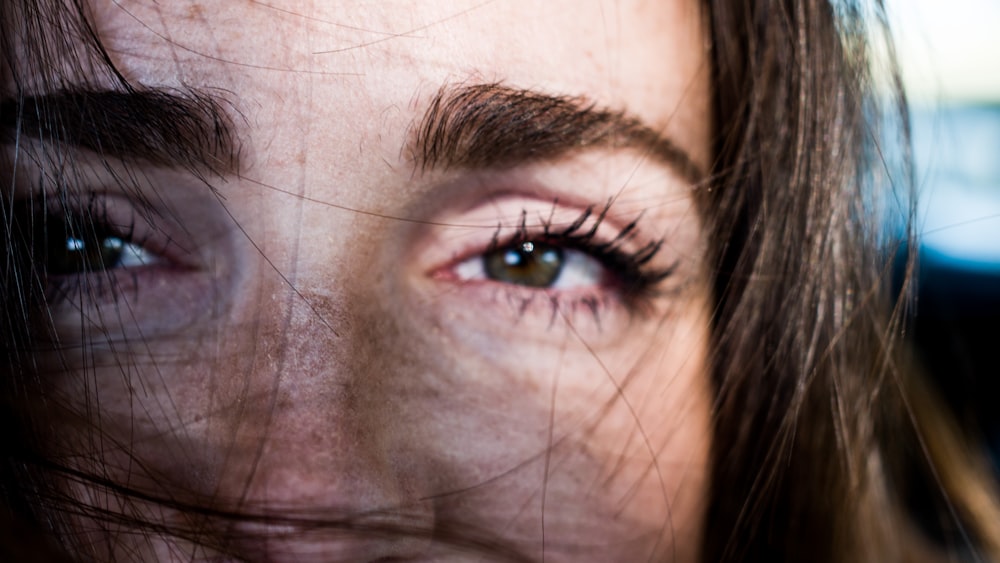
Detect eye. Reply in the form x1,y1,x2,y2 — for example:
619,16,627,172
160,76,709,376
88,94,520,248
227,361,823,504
7,190,229,338
35,216,158,275
455,240,604,289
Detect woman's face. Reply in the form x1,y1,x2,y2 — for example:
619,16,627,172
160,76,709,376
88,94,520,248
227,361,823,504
21,1,712,560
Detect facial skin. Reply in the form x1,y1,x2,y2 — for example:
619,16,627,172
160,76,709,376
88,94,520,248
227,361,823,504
14,1,712,561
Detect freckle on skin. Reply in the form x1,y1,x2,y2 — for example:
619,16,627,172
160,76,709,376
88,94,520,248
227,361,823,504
185,3,206,20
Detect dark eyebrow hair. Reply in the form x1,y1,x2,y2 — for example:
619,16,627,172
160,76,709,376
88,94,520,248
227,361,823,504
410,83,705,183
0,88,239,175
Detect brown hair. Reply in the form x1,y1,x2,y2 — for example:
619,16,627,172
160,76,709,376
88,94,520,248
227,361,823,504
0,0,997,561
702,0,1000,560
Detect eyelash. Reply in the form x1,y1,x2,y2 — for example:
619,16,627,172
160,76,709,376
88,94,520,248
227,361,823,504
19,195,674,328
458,203,676,320
17,199,161,305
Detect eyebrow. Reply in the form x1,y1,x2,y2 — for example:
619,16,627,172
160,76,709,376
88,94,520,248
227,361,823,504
0,84,701,184
0,88,239,175
410,83,705,183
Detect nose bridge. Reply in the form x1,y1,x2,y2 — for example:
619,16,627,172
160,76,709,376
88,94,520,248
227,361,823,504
210,287,437,559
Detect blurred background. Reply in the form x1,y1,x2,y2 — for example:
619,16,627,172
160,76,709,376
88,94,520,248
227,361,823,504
881,0,1000,486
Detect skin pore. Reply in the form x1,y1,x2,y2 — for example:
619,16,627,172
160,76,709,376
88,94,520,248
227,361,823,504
9,1,714,560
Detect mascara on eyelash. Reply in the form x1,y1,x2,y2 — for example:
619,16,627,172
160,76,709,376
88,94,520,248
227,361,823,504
484,201,678,298
13,197,157,305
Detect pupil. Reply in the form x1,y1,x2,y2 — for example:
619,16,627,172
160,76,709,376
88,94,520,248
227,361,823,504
41,220,125,275
485,241,564,288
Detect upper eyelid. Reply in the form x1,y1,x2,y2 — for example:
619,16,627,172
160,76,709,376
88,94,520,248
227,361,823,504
2,140,240,237
428,206,673,285
415,191,673,253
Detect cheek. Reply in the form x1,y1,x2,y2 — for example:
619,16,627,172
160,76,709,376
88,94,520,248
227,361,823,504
386,278,713,558
32,185,712,560
54,282,709,560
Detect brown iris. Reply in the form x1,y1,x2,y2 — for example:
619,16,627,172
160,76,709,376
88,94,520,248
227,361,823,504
484,241,564,288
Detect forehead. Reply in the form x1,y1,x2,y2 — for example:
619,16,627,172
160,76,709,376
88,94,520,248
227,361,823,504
89,0,710,164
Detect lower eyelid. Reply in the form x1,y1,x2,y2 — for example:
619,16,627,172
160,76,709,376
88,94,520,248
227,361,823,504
38,258,221,344
432,278,620,336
